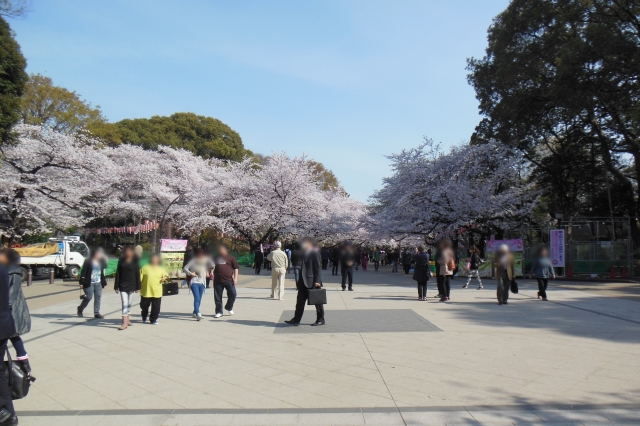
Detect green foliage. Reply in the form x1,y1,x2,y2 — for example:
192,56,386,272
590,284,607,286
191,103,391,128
0,16,27,144
93,112,249,162
21,73,107,133
467,0,640,235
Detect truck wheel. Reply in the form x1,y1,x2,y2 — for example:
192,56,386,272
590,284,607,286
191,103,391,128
20,267,28,281
66,265,80,279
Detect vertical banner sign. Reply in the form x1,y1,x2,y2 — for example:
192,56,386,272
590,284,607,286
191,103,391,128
550,229,565,268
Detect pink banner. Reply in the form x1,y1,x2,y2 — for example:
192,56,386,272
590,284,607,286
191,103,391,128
160,239,188,252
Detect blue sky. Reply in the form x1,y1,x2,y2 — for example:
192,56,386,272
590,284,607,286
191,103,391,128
9,0,510,202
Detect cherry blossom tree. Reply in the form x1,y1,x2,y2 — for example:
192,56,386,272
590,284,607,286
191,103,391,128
369,139,536,242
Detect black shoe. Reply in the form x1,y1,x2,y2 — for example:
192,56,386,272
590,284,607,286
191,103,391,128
94,313,104,319
498,301,502,305
0,415,18,425
348,288,353,291
77,307,83,317
284,320,299,326
503,301,508,305
311,320,325,326
341,287,346,291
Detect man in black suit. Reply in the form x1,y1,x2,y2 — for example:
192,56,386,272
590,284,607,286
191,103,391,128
285,237,325,326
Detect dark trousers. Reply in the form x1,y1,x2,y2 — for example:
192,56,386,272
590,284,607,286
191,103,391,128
537,278,548,299
437,275,450,297
140,296,162,322
10,336,26,358
293,283,324,322
255,265,261,274
206,277,211,288
0,340,15,417
417,281,427,298
214,281,236,314
497,271,510,303
341,265,354,289
373,260,379,271
403,265,411,274
321,260,328,270
332,262,339,275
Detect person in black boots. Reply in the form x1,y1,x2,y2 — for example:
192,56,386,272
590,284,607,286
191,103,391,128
285,237,324,326
340,243,356,291
77,247,108,319
0,264,18,425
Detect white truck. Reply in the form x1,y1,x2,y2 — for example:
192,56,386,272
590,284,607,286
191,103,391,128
16,236,90,280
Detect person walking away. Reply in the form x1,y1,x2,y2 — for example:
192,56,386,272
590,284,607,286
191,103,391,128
285,237,324,326
285,246,292,274
140,254,168,324
114,246,141,330
267,242,288,300
463,246,483,290
493,244,515,305
290,243,303,283
213,244,239,318
436,240,454,302
361,251,369,271
412,246,431,300
331,248,340,276
321,248,330,270
389,249,399,273
340,244,356,291
264,249,272,272
402,250,412,274
253,249,264,275
184,249,215,320
372,248,381,272
77,247,107,318
0,249,31,371
530,247,555,301
0,264,18,425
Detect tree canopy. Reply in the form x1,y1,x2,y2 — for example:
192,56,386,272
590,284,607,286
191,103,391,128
92,113,250,162
467,0,640,239
0,15,27,144
21,73,106,133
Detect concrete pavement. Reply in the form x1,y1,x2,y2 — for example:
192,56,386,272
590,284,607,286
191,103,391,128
13,266,640,425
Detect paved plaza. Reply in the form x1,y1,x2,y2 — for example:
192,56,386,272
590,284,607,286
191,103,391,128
14,267,640,425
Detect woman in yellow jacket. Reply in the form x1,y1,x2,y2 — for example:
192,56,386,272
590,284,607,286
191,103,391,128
140,254,168,324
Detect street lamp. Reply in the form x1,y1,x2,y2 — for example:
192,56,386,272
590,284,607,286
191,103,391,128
152,194,190,253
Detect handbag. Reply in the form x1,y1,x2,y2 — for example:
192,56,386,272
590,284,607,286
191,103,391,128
510,279,519,294
3,349,35,400
307,288,327,305
162,281,179,296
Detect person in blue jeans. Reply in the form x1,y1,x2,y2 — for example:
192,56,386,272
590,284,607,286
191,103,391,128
183,249,215,321
213,244,239,318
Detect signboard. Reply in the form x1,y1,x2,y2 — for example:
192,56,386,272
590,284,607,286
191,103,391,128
485,239,524,253
160,239,188,252
160,252,185,279
550,229,565,268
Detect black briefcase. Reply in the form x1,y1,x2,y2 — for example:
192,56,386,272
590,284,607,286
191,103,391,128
162,282,179,296
307,288,327,305
510,279,519,294
3,349,35,400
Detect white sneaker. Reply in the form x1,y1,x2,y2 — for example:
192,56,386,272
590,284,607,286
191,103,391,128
214,313,222,318
227,310,234,315
152,321,158,325
197,313,202,321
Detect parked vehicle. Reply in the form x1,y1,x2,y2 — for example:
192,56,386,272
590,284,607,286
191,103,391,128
15,236,90,280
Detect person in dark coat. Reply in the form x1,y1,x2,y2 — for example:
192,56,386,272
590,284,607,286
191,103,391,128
77,247,108,318
402,250,413,274
254,250,264,275
285,237,324,326
330,248,340,276
0,249,30,371
0,263,18,425
412,246,431,300
114,246,141,330
340,244,356,291
290,243,303,283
